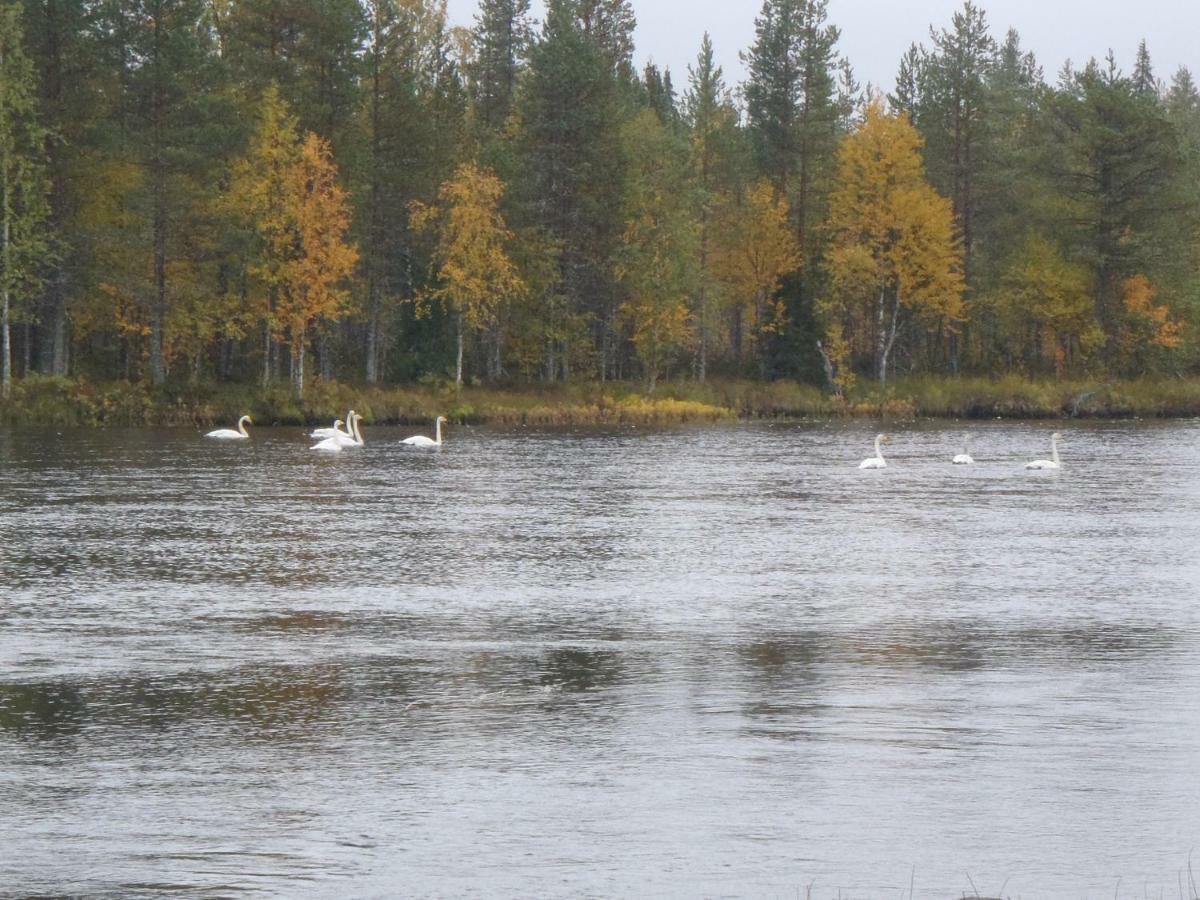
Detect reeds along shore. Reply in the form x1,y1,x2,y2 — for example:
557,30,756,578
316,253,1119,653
4,375,1200,429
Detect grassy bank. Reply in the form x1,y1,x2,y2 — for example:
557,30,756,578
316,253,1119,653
3,374,1200,428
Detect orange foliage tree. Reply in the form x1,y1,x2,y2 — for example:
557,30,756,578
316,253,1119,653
230,87,357,396
711,181,801,376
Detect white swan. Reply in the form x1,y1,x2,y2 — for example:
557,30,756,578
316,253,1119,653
402,416,447,448
206,415,252,440
858,434,889,469
310,410,354,440
311,413,363,453
332,412,364,449
1025,432,1063,470
953,434,974,465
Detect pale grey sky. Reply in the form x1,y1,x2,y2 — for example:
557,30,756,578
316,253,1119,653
444,0,1198,96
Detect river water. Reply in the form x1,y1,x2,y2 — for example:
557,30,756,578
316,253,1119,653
2,420,1199,898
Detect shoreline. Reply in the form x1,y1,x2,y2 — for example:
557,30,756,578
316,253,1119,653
2,374,1200,428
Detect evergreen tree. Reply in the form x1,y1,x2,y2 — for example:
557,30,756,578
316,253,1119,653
683,32,741,380
222,0,364,145
921,2,996,271
520,0,625,379
1132,39,1157,97
891,43,925,123
20,0,104,376
469,0,531,134
0,1,50,398
97,0,228,384
1045,59,1190,355
356,0,465,383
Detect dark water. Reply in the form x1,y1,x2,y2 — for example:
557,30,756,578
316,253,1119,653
2,420,1199,898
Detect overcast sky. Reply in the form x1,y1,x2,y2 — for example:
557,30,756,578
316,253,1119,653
443,0,1198,96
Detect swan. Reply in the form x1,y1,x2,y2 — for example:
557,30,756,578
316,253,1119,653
311,410,355,440
953,434,974,465
332,412,364,449
402,416,447,448
206,415,252,440
858,434,889,469
1025,432,1063,470
311,413,363,453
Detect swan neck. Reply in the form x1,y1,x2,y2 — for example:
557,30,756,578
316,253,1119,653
238,416,249,436
436,418,442,445
1051,435,1060,464
874,436,884,460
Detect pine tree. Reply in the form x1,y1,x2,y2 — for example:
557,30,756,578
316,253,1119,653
576,0,635,80
683,32,740,380
357,0,464,383
520,0,625,379
0,2,50,398
921,2,996,272
222,0,364,144
103,0,227,385
1045,60,1189,353
469,0,531,134
19,0,99,376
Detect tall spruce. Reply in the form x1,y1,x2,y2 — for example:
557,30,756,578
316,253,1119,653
921,2,995,272
520,0,625,379
469,0,531,134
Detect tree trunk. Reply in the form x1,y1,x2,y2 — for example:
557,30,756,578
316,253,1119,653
365,312,380,384
876,284,887,383
1,286,10,402
262,321,272,387
455,313,464,386
1,164,10,400
291,333,305,398
318,334,332,381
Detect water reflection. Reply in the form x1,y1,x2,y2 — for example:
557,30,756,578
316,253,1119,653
2,421,1199,897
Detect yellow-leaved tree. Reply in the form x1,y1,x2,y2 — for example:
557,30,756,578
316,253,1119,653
616,109,697,391
823,100,965,384
276,132,358,395
410,162,524,386
711,181,801,376
984,234,1101,377
229,87,357,396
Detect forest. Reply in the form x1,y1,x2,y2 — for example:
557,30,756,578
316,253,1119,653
1,0,1199,405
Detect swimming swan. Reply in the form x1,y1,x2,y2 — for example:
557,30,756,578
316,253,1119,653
859,434,889,469
1025,432,1063,470
206,415,252,440
311,413,363,452
953,435,974,465
311,410,355,440
402,416,447,448
332,412,364,449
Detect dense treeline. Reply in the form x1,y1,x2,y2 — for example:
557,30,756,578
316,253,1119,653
1,0,1198,400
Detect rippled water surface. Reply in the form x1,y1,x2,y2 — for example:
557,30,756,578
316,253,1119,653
2,420,1200,898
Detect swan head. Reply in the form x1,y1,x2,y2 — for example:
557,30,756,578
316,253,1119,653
241,415,253,425
878,434,889,444
1052,432,1063,441
437,416,448,424
333,419,344,429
